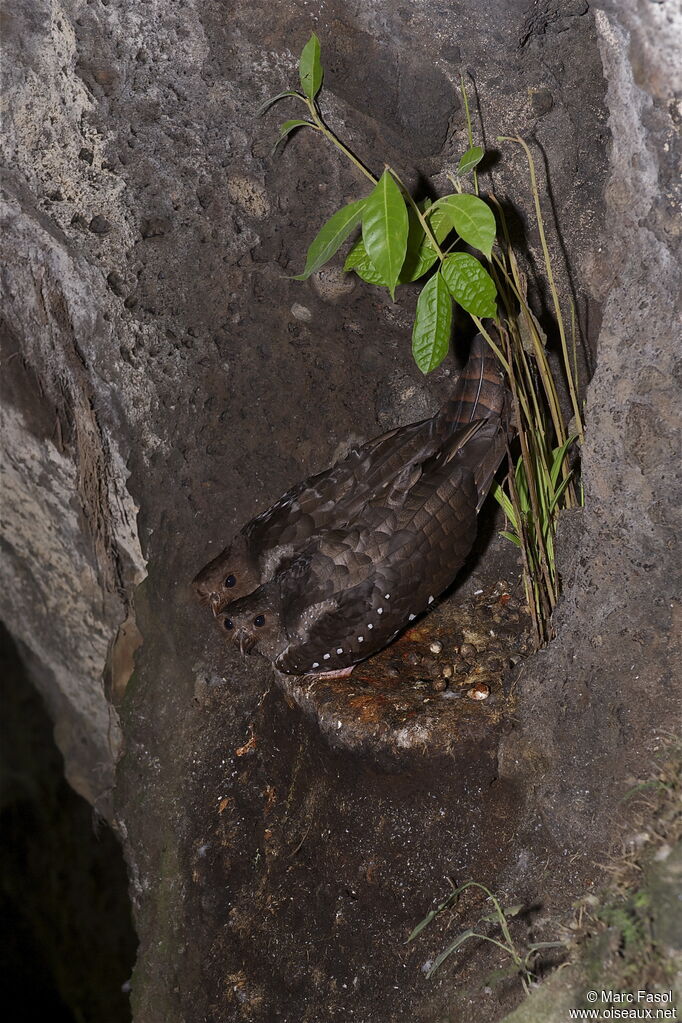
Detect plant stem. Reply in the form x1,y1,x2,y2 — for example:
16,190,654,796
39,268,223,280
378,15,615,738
460,76,479,197
387,166,445,260
307,99,378,185
499,136,584,443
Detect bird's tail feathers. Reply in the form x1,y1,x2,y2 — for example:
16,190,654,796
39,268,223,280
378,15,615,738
439,332,507,427
470,420,509,512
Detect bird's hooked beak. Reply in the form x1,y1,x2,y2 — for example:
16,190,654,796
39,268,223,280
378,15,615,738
234,629,256,656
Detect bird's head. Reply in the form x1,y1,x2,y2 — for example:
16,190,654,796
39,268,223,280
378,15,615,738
192,534,260,613
217,585,287,661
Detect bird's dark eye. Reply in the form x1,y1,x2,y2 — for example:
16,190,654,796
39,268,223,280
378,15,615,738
223,617,234,630
253,615,265,627
225,575,236,588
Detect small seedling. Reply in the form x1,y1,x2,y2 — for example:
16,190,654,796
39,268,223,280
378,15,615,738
407,879,564,995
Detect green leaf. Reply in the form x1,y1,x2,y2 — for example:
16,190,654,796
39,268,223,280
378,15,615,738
406,888,459,943
499,530,522,547
400,204,452,283
280,119,313,135
343,238,388,286
427,929,478,977
440,253,497,318
362,170,409,299
293,199,366,281
257,90,302,116
548,471,574,514
491,482,516,524
550,434,578,489
480,903,524,923
299,34,323,101
457,146,484,175
436,194,496,258
411,271,452,374
271,119,314,154
347,202,451,286
514,457,531,513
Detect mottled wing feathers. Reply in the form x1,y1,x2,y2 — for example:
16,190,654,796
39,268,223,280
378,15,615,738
275,450,481,673
241,418,431,551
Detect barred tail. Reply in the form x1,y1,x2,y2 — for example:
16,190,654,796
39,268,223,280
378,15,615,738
439,333,507,427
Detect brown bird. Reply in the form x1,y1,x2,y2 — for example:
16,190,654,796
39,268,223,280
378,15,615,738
211,340,510,676
219,414,506,675
192,334,507,615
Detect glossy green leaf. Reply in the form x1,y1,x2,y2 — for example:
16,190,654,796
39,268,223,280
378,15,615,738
436,193,496,258
271,119,314,154
293,199,366,281
346,202,451,286
343,238,388,286
257,90,302,116
456,146,484,175
400,204,452,283
440,252,497,318
411,271,452,374
299,34,323,101
362,170,409,299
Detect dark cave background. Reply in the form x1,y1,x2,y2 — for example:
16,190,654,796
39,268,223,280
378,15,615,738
0,624,135,1021
1,1,679,1021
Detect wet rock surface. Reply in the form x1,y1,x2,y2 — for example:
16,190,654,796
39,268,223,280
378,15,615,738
1,1,680,1021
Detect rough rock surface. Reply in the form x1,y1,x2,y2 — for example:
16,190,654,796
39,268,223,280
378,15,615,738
1,1,679,1021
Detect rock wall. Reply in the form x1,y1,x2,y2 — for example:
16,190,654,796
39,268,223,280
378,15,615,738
1,1,679,1020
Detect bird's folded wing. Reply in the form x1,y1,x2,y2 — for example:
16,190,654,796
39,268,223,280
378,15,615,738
275,459,482,673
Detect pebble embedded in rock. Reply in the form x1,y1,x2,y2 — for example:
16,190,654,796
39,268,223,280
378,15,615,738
106,270,126,296
291,303,313,323
89,215,112,234
459,643,478,661
531,89,554,116
429,641,443,655
311,266,356,302
140,216,169,239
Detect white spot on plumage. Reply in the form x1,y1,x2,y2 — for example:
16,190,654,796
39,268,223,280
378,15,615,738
408,613,416,621
384,593,390,599
367,623,373,630
377,607,383,614
312,662,320,668
358,636,364,642
428,595,434,604
336,648,343,654
323,653,330,660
